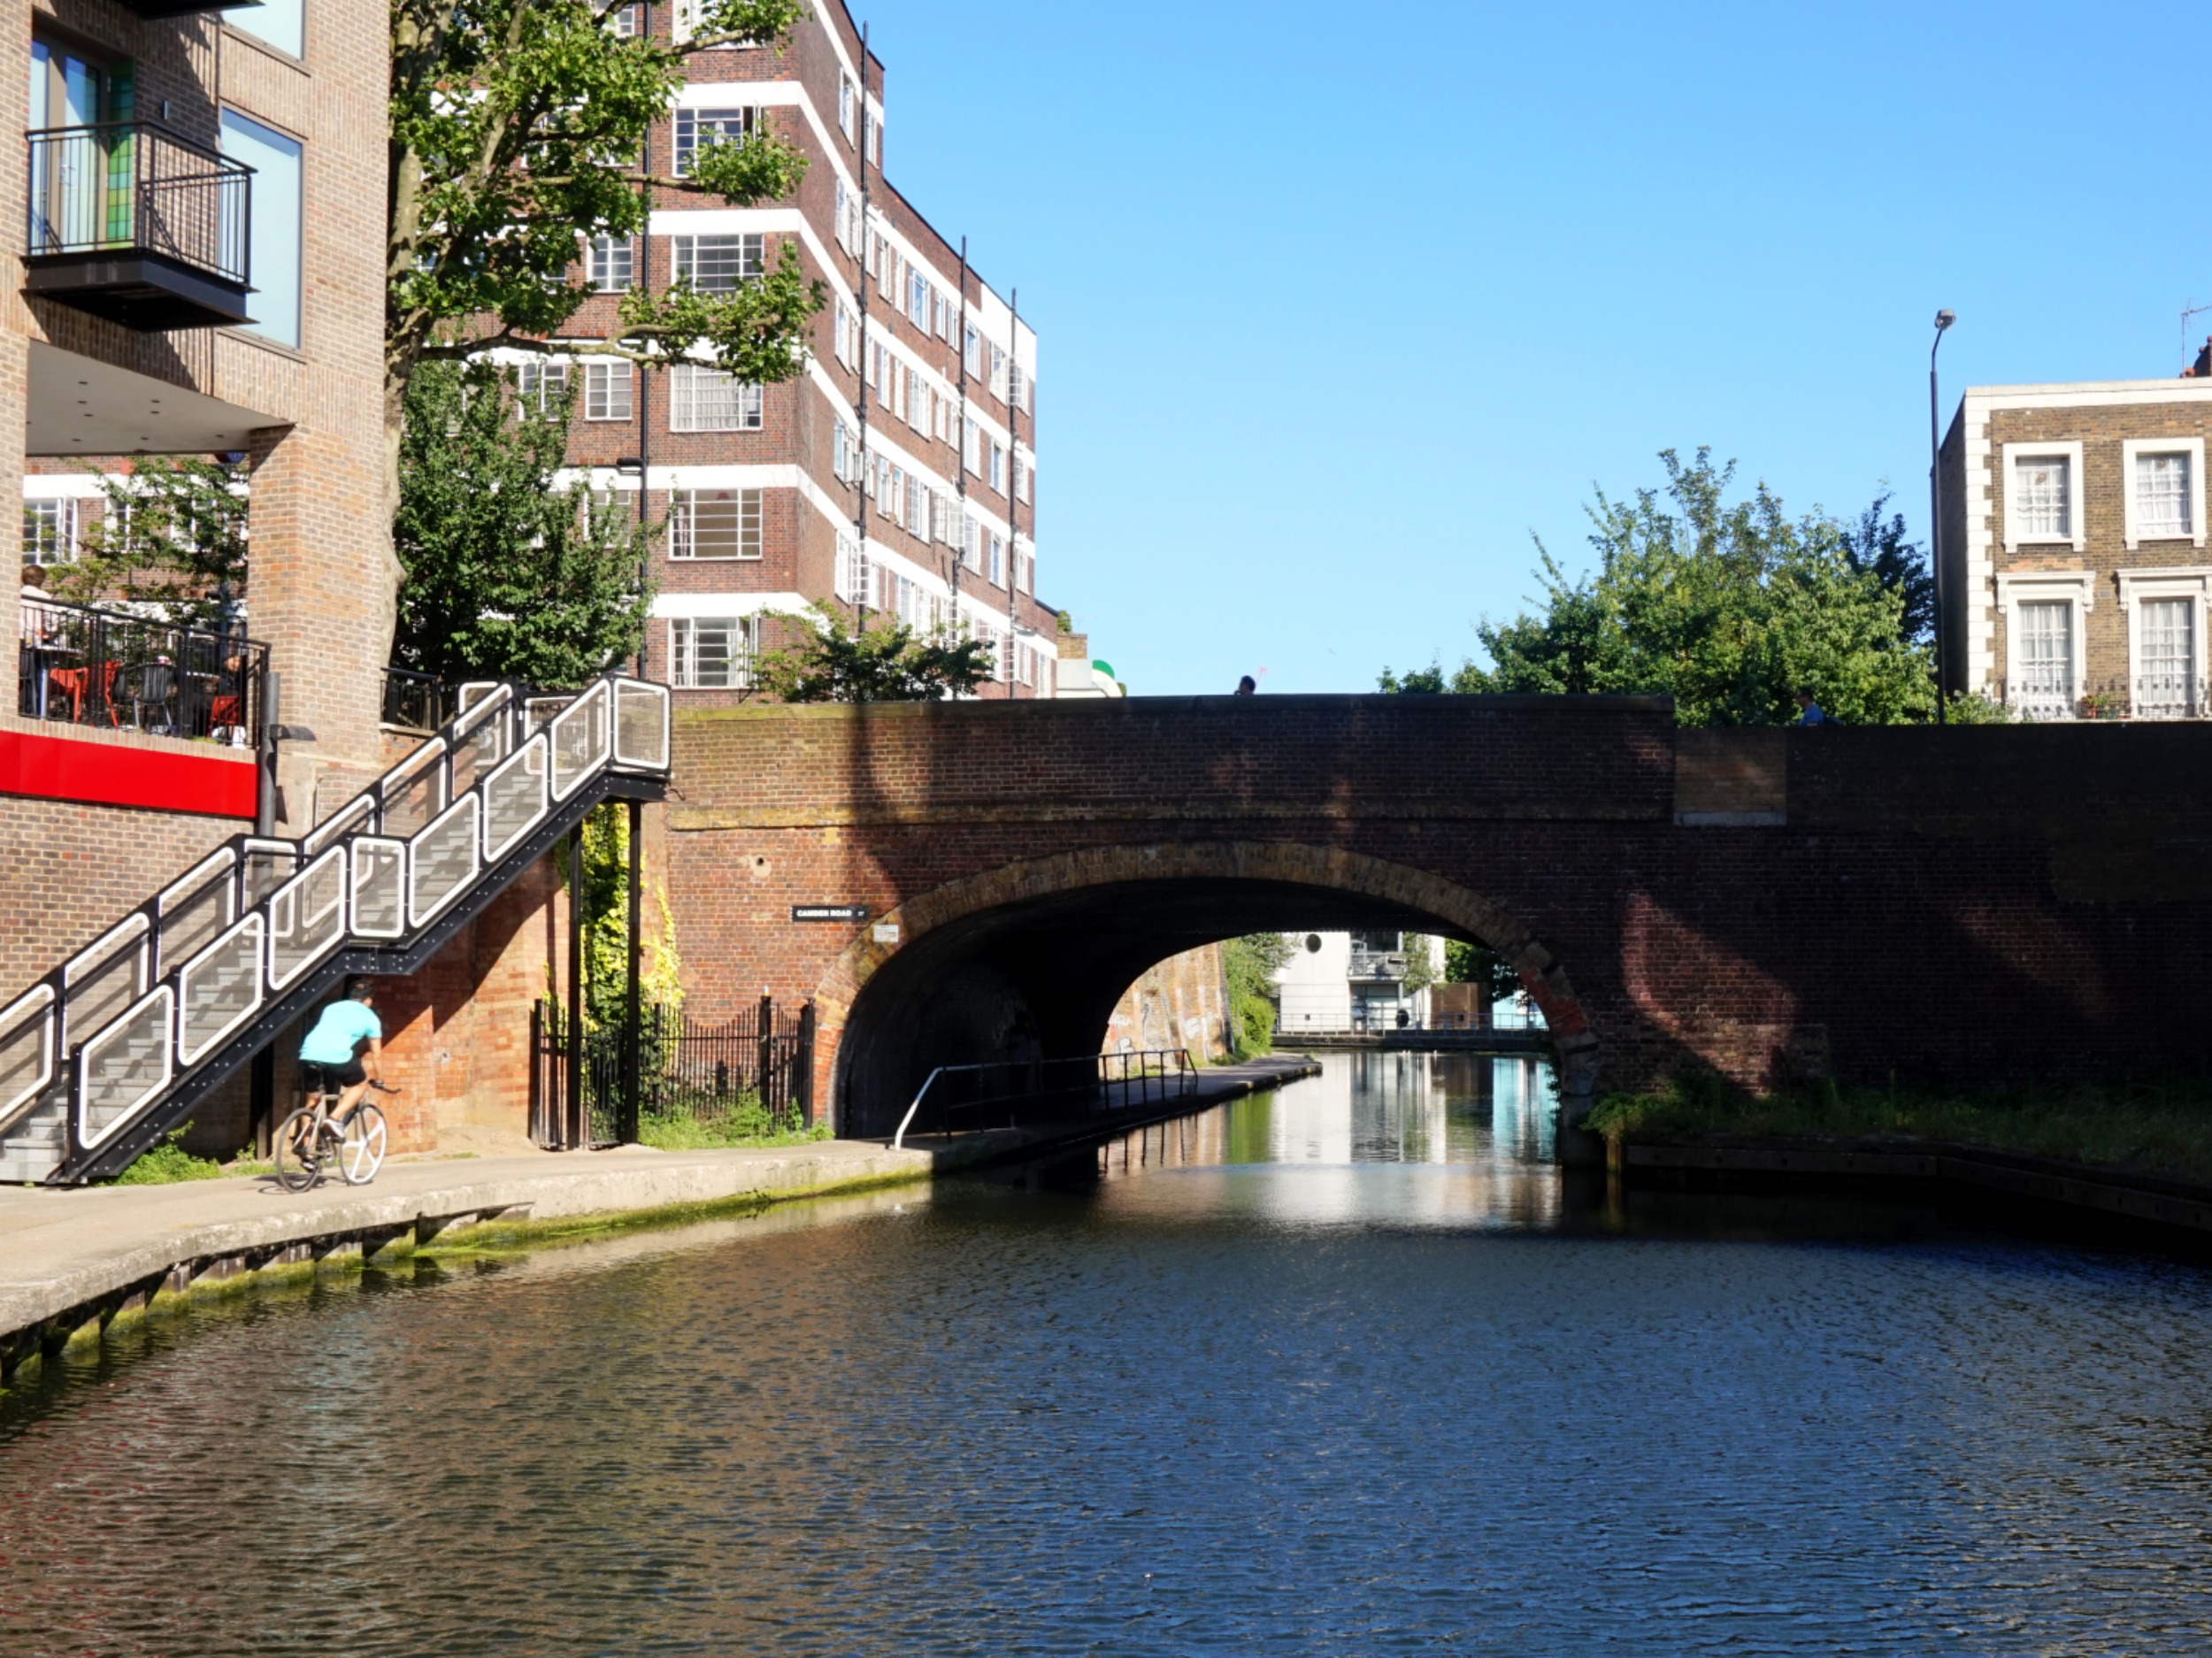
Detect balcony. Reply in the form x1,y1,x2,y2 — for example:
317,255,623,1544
23,123,251,331
18,595,266,743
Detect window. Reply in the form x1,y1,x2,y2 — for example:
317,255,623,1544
964,325,980,377
874,346,892,409
672,616,754,688
588,234,634,292
673,108,757,176
23,497,76,565
989,343,1007,400
987,440,1005,494
1016,542,1033,595
963,417,980,476
221,111,303,348
839,76,856,142
668,365,762,431
516,361,570,419
231,0,303,58
2016,600,2075,720
584,360,633,420
1016,455,1033,504
2138,453,2190,538
669,487,762,558
905,478,927,539
610,3,641,36
672,233,763,291
908,270,929,328
987,531,1004,586
2137,596,2197,718
866,105,880,166
834,180,860,255
833,418,856,483
2001,442,2084,549
835,532,868,603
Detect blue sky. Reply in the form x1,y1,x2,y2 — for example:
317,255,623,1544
862,1,2212,695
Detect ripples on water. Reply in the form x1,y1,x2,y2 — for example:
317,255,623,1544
6,1052,2212,1654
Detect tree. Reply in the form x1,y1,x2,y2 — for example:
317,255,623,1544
384,0,823,641
751,603,995,702
1381,449,1934,725
1443,939,1522,1005
1220,933,1293,1058
45,457,250,631
392,361,651,686
1839,493,1935,645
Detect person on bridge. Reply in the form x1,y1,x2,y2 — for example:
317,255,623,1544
298,978,387,1118
1234,675,1257,695
1793,687,1831,725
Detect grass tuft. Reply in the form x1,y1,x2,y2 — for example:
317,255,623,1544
634,1092,833,1152
1586,1073,2212,1184
106,1126,272,1186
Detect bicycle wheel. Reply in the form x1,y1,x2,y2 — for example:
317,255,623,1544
339,1104,387,1186
273,1107,324,1193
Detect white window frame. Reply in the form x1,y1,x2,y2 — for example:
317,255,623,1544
515,360,570,421
2117,565,2212,718
667,487,764,560
671,615,756,688
2001,441,2085,552
583,359,633,421
667,365,764,432
1996,569,2095,719
2121,438,2206,549
22,495,78,564
586,233,634,293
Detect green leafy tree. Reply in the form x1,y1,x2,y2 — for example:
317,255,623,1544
1443,939,1522,1005
1381,449,1935,725
393,362,650,685
1401,934,1438,996
1220,933,1293,1058
384,0,822,643
46,457,250,630
752,603,995,702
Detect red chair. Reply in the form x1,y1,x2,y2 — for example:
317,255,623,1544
45,665,88,721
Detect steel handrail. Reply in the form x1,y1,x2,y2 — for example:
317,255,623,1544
892,1048,1197,1150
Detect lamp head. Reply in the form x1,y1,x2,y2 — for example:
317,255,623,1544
1935,310,1956,332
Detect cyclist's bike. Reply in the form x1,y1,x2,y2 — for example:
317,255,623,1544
274,1070,399,1192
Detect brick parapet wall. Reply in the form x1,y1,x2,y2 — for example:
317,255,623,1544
660,702,2212,1125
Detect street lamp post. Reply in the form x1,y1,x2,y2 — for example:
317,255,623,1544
1930,309,1956,725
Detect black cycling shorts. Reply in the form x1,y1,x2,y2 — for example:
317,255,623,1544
302,1058,365,1092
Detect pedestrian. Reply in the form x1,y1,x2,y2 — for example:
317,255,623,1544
1234,675,1256,695
1793,686,1830,725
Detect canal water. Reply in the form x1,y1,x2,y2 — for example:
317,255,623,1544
7,1052,2212,1654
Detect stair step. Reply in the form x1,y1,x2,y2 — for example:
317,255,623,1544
0,1155,60,1184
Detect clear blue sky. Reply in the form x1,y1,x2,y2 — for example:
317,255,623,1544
863,0,2212,695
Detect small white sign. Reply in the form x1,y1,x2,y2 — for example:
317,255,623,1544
872,922,901,945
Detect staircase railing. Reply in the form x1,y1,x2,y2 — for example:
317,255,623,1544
0,672,669,1183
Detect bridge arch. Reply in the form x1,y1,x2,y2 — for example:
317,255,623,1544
813,841,1599,1140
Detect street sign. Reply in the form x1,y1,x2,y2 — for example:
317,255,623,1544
791,904,869,923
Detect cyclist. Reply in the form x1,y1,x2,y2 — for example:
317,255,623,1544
298,976,386,1121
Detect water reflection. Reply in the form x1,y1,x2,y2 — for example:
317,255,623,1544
1084,1051,1562,1230
11,1056,2212,1654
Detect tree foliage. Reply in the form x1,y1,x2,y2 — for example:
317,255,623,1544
393,361,650,685
45,457,249,630
752,603,995,702
1443,939,1523,1005
1380,449,1935,725
388,0,821,392
574,802,682,1029
1220,933,1293,1059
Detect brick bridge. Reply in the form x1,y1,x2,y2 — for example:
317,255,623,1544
660,695,2212,1158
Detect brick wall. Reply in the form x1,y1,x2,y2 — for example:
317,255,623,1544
1105,944,1231,1061
660,698,2212,1132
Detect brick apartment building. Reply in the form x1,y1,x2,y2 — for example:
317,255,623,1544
1939,369,2212,720
4,0,391,963
537,0,1064,700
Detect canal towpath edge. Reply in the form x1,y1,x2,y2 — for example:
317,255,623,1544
0,1057,1317,1365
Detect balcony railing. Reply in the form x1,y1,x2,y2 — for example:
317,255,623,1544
1991,677,2210,722
18,595,266,744
24,122,251,330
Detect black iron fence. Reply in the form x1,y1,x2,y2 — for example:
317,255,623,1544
26,121,250,283
893,1049,1196,1148
530,997,816,1150
380,667,444,733
18,595,265,743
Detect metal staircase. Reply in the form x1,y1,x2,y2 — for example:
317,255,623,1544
0,674,671,1185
